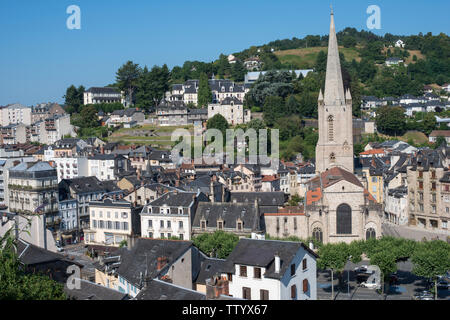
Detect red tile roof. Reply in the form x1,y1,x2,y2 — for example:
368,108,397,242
359,149,386,155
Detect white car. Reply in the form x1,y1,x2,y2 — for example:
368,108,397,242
360,281,379,289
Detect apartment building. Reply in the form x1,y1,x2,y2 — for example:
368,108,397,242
208,97,251,125
0,103,32,126
83,87,123,105
8,162,59,225
84,198,141,247
407,150,447,230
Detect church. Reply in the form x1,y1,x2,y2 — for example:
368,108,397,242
304,9,383,244
264,10,384,245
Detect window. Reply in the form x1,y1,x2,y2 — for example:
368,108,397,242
291,285,297,299
443,221,448,229
336,203,352,234
217,221,223,230
242,287,251,300
294,217,297,230
237,221,242,231
227,273,233,282
160,220,164,228
107,221,112,229
122,222,128,231
372,177,377,183
149,232,153,238
161,233,165,238
313,227,323,243
302,259,307,271
240,266,247,277
201,220,206,230
303,279,309,293
366,228,376,240
290,263,296,276
260,290,269,300
179,233,184,240
254,267,261,279
327,115,334,141
167,221,171,228
92,220,97,228
115,221,120,230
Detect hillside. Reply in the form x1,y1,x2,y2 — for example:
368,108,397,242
274,46,360,69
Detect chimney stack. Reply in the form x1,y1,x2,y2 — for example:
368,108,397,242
274,253,280,273
157,256,168,271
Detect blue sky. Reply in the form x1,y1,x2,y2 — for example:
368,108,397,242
0,0,449,106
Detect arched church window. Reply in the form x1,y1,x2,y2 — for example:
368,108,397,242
336,203,352,234
327,115,334,141
312,227,323,243
366,228,376,240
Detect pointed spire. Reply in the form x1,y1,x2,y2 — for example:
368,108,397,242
345,88,352,101
318,88,324,102
324,9,346,106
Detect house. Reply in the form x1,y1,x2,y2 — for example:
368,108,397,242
217,238,318,300
230,192,286,215
31,102,66,123
208,97,251,125
124,183,179,206
429,130,450,144
83,87,124,105
140,190,210,240
192,201,263,238
84,197,142,247
96,238,202,298
0,103,32,126
243,57,262,71
395,39,405,48
441,83,450,93
244,70,313,84
385,57,404,66
264,206,306,239
53,138,88,157
384,186,408,225
58,176,110,231
109,108,145,126
360,96,382,110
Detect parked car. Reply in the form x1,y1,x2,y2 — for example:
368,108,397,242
389,273,399,285
437,279,449,289
56,246,64,252
413,290,433,300
354,265,368,273
360,281,379,289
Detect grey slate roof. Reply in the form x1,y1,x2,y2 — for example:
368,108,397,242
116,238,193,288
134,279,206,300
194,257,227,285
230,192,286,207
193,202,261,231
64,279,129,300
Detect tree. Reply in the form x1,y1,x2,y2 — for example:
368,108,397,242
317,243,350,300
136,65,170,110
422,113,437,135
80,105,99,128
370,251,397,295
263,96,285,127
412,240,450,300
375,106,407,136
206,114,229,138
192,231,239,259
0,227,66,300
116,61,141,106
315,50,327,73
198,73,212,107
231,60,246,82
64,85,84,114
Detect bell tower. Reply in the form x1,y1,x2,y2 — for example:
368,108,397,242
315,9,354,173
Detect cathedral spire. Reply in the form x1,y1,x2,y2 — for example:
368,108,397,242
324,8,346,106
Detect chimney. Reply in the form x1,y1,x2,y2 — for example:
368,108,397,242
100,146,104,154
274,253,280,273
157,256,168,271
206,275,229,300
210,180,215,203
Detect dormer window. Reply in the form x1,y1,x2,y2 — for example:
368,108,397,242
237,219,243,231
217,220,224,230
201,220,206,230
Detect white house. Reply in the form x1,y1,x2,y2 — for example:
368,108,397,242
395,39,405,48
384,186,408,225
208,97,251,125
219,238,318,300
